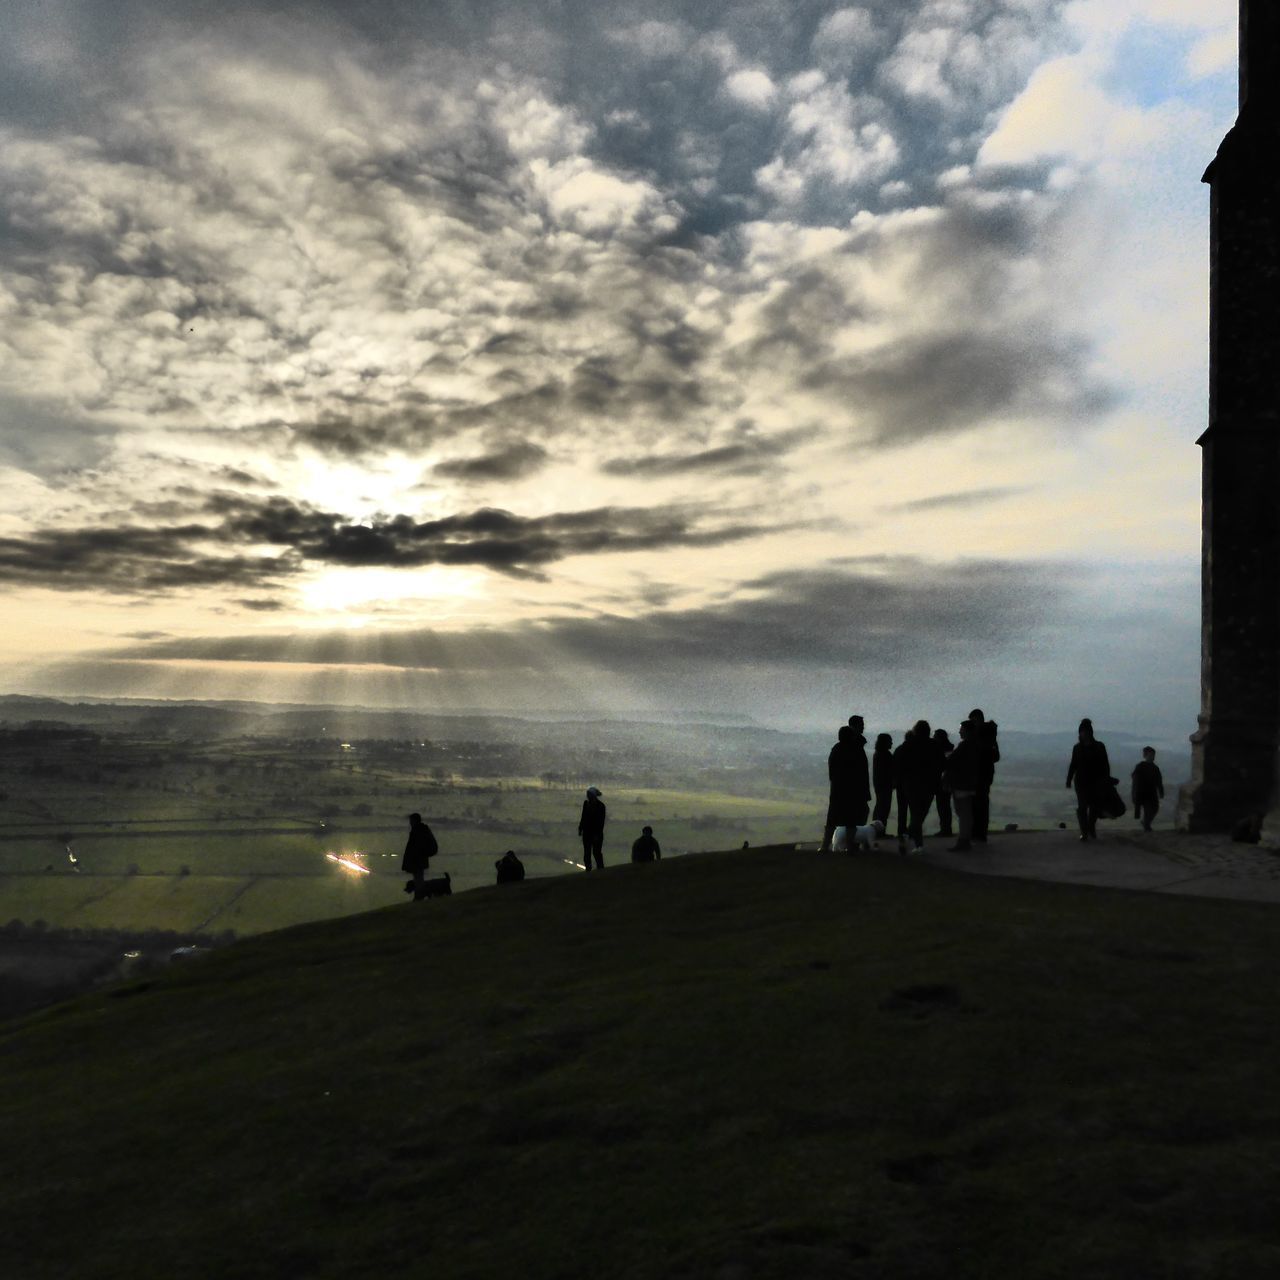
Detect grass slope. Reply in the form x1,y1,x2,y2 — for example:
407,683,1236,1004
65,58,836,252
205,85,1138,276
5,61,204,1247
3,846,1280,1280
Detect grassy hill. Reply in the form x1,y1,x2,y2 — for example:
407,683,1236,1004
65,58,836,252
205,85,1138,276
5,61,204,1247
3,845,1279,1279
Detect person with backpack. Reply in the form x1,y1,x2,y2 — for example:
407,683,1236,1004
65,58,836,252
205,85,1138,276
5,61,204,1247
578,786,607,871
402,812,439,900
631,826,661,863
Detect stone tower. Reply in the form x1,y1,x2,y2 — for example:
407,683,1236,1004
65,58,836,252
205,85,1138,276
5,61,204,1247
1178,1,1280,836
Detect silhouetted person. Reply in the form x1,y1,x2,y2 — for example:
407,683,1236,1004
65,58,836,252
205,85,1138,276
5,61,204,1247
495,849,525,884
846,715,871,827
967,708,1000,842
1131,747,1165,832
402,812,439,900
631,825,661,863
872,733,894,828
898,721,943,853
942,721,978,851
822,722,867,851
892,728,913,850
578,786,606,870
932,728,955,837
1066,718,1111,841
825,725,870,848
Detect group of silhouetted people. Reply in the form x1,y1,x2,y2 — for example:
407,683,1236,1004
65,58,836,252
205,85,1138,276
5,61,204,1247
399,788,662,899
822,710,1000,853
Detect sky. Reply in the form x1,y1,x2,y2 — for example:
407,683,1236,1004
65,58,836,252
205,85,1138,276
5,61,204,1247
0,0,1240,736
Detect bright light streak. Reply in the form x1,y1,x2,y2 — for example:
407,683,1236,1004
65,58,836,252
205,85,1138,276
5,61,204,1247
326,852,372,875
66,846,80,872
562,858,586,870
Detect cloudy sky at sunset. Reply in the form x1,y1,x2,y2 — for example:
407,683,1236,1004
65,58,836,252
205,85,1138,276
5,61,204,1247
0,0,1238,735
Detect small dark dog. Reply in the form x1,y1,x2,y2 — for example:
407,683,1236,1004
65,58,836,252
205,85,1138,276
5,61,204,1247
405,872,452,900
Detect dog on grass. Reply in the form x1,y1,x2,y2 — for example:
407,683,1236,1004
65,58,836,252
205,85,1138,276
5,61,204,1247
404,872,452,900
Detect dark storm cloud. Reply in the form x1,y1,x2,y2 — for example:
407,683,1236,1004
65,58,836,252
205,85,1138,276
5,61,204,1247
0,495,778,593
888,485,1031,513
103,555,1063,674
432,442,550,481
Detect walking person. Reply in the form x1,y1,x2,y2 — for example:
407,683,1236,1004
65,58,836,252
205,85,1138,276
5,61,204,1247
1066,719,1111,841
942,721,979,851
932,727,955,837
1130,747,1165,832
631,825,661,862
967,708,1000,843
402,812,439,901
578,786,607,870
872,733,894,829
898,721,943,853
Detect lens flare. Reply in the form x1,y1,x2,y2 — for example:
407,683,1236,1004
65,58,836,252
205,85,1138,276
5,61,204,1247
326,852,372,875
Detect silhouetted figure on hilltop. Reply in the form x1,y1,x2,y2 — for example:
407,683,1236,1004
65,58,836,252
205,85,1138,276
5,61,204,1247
892,728,913,850
942,721,979,851
898,720,944,853
578,786,606,870
631,825,661,863
823,726,869,850
932,727,955,837
1066,719,1111,841
495,849,525,884
967,709,1000,842
846,715,871,827
872,733,894,829
1130,747,1165,832
402,812,439,900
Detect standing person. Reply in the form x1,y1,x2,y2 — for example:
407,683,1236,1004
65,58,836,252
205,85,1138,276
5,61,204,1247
820,725,848,852
892,728,914,851
578,786,607,871
932,727,955,837
942,721,979,851
1130,747,1165,832
872,733,895,830
1066,719,1111,842
967,708,1000,843
402,812,439,901
899,721,943,853
631,825,662,862
846,715,871,828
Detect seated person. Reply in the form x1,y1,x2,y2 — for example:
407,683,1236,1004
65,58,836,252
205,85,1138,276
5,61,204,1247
494,849,525,884
630,826,661,863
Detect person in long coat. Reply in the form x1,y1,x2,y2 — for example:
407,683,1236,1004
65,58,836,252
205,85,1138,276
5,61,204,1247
846,715,871,828
892,728,913,850
1065,718,1111,841
402,812,439,900
824,726,864,847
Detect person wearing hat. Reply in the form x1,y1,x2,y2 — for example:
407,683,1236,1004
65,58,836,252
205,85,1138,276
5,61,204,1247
402,812,439,900
631,825,661,863
578,787,607,871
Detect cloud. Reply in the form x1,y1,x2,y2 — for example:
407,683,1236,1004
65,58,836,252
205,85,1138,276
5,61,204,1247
0,494,781,593
101,554,1065,681
887,486,1032,513
432,441,551,481
601,425,814,478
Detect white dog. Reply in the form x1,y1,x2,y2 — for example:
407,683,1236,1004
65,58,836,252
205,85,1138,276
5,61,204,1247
851,820,885,851
832,820,884,852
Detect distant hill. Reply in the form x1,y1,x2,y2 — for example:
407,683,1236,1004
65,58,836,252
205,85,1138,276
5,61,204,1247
2,844,1273,1279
